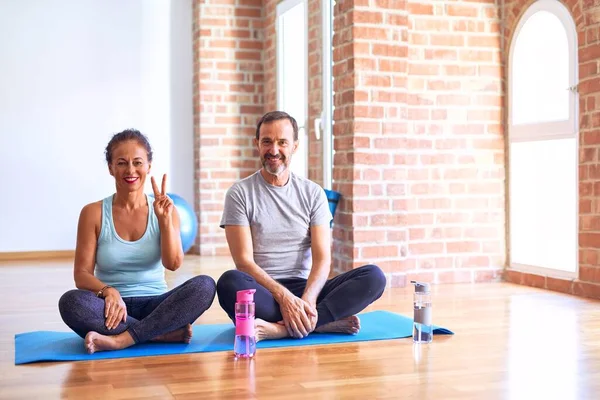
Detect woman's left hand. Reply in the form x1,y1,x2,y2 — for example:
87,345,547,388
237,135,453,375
151,174,174,222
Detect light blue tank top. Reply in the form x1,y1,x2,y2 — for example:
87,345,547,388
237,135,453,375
94,194,167,297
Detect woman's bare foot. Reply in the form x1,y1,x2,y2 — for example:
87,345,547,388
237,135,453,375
255,318,289,342
315,316,360,335
152,324,193,344
84,331,135,354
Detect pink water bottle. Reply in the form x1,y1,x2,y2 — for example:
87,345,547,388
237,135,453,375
234,289,256,358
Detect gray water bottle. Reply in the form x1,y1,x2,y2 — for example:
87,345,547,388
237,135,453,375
411,280,433,343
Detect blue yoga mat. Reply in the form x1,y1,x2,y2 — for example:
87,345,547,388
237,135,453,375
14,310,453,365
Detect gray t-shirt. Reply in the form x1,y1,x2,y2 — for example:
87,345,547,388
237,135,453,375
220,170,333,279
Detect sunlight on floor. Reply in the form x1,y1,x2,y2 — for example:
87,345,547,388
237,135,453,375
508,295,579,399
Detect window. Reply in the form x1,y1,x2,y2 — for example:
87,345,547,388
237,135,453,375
276,0,308,178
319,0,335,191
508,0,578,276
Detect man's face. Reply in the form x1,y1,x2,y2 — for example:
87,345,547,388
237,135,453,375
255,119,298,176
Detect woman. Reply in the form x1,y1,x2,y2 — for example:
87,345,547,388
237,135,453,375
58,129,215,354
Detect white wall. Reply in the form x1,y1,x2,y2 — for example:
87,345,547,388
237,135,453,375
0,0,194,252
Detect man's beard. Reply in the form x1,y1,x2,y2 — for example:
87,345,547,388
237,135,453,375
262,154,290,176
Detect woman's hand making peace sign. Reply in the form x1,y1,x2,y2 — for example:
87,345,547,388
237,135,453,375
150,174,183,270
151,174,174,222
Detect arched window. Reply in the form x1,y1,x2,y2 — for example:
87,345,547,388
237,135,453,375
508,0,578,276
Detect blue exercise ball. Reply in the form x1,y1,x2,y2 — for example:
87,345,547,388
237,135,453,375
324,189,341,228
324,189,341,217
149,193,198,253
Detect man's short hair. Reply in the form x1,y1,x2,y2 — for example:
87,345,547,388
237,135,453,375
255,111,299,141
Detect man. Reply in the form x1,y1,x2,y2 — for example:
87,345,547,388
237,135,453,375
217,111,386,341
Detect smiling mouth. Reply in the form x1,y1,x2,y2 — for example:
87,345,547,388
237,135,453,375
124,177,139,184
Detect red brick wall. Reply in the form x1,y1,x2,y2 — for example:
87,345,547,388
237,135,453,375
194,0,264,256
502,0,600,300
332,1,411,277
263,0,277,111
331,0,505,286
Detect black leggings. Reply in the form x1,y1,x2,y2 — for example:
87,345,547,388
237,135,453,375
58,275,216,343
216,264,386,328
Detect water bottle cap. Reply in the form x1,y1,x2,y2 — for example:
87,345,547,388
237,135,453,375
236,289,256,302
411,280,430,293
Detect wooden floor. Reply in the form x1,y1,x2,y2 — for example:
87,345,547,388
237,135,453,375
1,256,599,399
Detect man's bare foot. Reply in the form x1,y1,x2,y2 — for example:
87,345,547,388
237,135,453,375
152,324,193,344
84,331,135,354
315,315,360,335
255,318,289,342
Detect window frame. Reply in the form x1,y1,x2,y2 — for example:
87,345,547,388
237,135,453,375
507,0,579,279
508,0,578,142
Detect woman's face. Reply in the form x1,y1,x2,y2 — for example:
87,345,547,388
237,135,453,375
108,140,151,193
